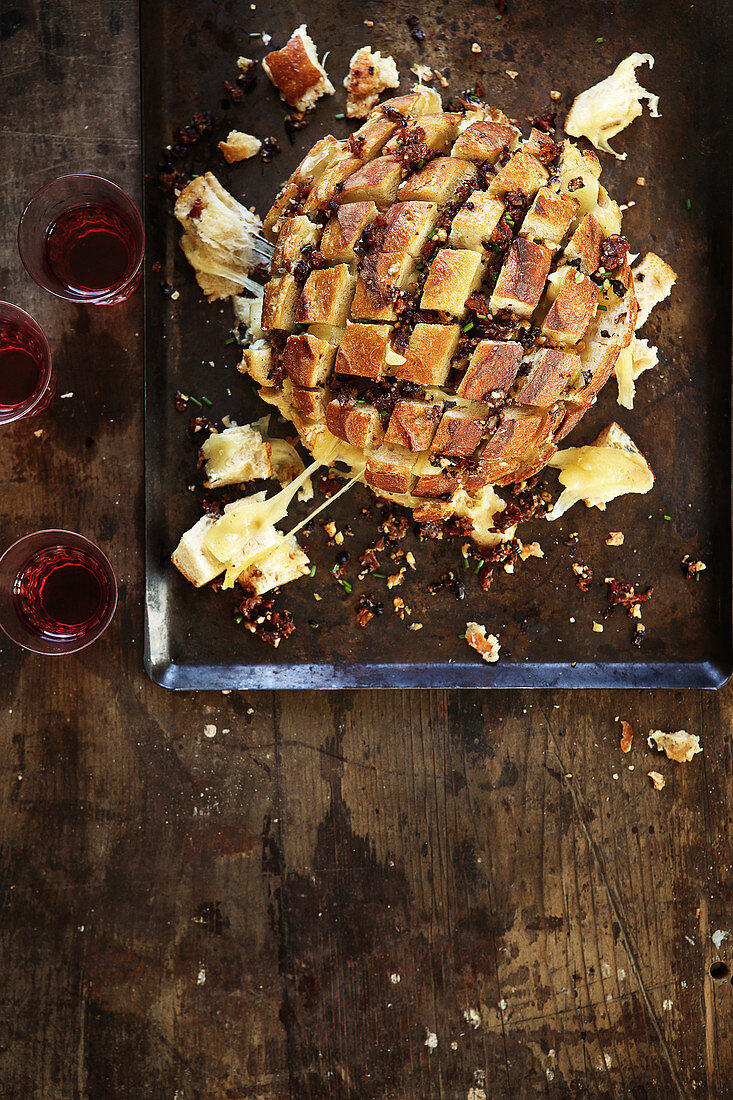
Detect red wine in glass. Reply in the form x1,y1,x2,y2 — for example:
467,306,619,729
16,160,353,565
13,545,112,640
45,202,138,296
0,303,54,424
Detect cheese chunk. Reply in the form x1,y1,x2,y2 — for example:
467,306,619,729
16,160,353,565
546,422,654,519
201,424,273,488
632,252,677,329
565,53,660,160
614,336,659,409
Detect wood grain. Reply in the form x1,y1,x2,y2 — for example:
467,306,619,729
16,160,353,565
1,2,732,1097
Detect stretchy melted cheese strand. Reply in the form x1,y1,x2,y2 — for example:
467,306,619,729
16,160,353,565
224,466,365,588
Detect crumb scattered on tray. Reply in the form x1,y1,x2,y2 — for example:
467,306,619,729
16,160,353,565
344,46,400,118
572,561,593,592
648,770,666,791
618,719,634,753
648,729,702,763
682,555,706,579
565,52,660,160
606,531,624,546
262,25,335,112
465,622,501,663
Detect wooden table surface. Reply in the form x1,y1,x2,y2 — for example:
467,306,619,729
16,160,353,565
1,3,732,1098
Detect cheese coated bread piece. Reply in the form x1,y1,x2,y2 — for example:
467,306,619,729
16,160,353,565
200,424,273,488
262,25,335,112
271,216,321,274
341,157,403,209
325,400,383,447
632,251,677,328
490,239,552,318
382,201,438,256
320,201,378,263
521,187,578,251
420,249,484,316
394,323,460,386
489,151,548,199
351,252,415,321
385,399,442,450
334,322,392,379
262,274,301,331
398,158,476,204
295,265,356,326
449,193,504,252
452,120,520,163
282,333,337,387
541,268,598,345
457,340,523,400
344,47,400,119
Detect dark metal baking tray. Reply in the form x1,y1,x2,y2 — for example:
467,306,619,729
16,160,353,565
141,0,732,689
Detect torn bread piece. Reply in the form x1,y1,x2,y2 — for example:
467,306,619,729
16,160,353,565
632,252,677,329
171,514,225,588
344,46,400,119
465,622,501,663
262,25,335,112
546,421,654,520
200,424,274,488
565,52,660,160
615,336,659,409
648,729,702,763
254,415,313,500
219,130,262,163
175,173,273,301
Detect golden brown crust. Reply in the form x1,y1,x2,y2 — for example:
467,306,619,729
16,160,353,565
320,201,378,263
384,400,442,450
397,157,476,203
457,340,523,400
262,29,332,110
282,333,337,387
430,408,487,456
340,156,403,209
351,251,415,321
325,400,383,447
295,265,356,326
420,248,483,316
521,187,578,250
334,322,391,379
393,323,460,386
514,348,578,407
365,444,417,494
382,201,438,255
489,150,548,199
262,273,301,331
490,239,552,319
541,269,598,345
449,193,504,252
451,120,519,163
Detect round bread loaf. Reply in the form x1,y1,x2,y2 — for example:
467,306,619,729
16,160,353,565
239,87,637,531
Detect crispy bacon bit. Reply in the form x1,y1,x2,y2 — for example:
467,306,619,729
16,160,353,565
359,548,381,573
682,555,706,579
495,478,551,529
317,472,347,497
567,176,585,192
284,112,310,141
475,539,522,590
618,719,634,753
356,592,384,627
234,589,296,647
606,577,654,618
377,502,411,542
531,109,556,133
531,132,562,166
175,390,189,412
188,416,216,439
223,80,243,104
260,136,281,163
188,197,203,219
599,233,630,271
347,133,366,158
572,561,593,592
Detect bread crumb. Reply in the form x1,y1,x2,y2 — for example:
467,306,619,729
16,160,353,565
648,729,702,763
344,46,400,118
219,130,262,163
262,25,335,112
617,719,634,753
648,770,665,791
411,64,434,84
506,69,519,79
550,89,561,100
518,541,543,560
433,68,449,88
636,176,646,186
465,622,501,663
408,622,423,631
471,43,482,54
592,621,604,632
34,429,43,438
387,572,404,588
363,18,374,26
406,551,416,570
606,531,624,546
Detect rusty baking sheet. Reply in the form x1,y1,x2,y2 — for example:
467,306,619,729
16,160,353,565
141,0,732,689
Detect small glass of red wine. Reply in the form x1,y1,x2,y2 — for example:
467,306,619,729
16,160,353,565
0,530,117,655
0,302,54,425
18,174,144,306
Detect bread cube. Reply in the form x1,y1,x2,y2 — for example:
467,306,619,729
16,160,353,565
412,454,461,498
482,413,544,461
262,273,301,331
351,252,415,321
490,239,551,318
563,213,604,273
513,348,579,407
384,113,463,155
320,201,378,263
238,346,274,387
541,268,598,345
282,333,337,387
291,386,328,421
365,444,417,494
373,87,442,118
449,193,505,252
457,340,523,400
340,156,403,209
451,120,519,163
334,322,391,379
262,25,335,112
171,514,223,587
489,151,548,199
295,264,356,326
430,407,487,456
394,323,460,385
384,399,442,450
326,400,383,447
303,155,364,214
271,215,321,274
420,249,483,316
382,201,438,256
350,116,400,159
200,424,273,488
344,46,400,119
398,157,476,203
521,187,578,251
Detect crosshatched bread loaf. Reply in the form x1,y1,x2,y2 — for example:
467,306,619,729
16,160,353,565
238,88,638,532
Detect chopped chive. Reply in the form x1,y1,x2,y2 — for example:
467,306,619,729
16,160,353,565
596,36,604,43
474,558,485,574
574,271,584,283
495,12,502,18
463,321,474,332
504,214,514,226
201,395,213,407
462,555,470,569
188,395,203,407
427,229,437,239
340,579,352,594
597,304,607,311
331,563,339,575
458,632,466,638
234,613,243,624
476,313,488,320
309,564,316,577
685,198,692,210
335,112,345,120
225,336,237,345
663,514,671,521
696,572,701,581
416,158,425,169
416,262,424,271
249,31,261,37
309,621,319,629
373,572,386,579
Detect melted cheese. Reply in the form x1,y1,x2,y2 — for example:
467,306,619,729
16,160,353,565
565,53,660,161
614,337,659,409
546,438,654,519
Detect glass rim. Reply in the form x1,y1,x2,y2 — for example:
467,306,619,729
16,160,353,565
17,173,145,304
0,528,118,654
0,301,53,424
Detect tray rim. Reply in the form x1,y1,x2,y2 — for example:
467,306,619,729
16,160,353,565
139,0,733,692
